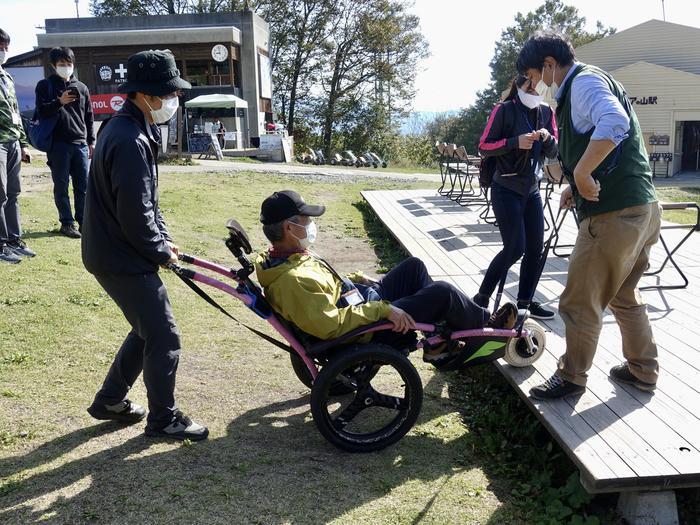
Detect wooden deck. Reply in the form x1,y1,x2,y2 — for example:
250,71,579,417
362,188,700,494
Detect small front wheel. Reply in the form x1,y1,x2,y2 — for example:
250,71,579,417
310,344,423,452
503,320,547,367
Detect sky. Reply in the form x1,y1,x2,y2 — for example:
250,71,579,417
2,0,700,112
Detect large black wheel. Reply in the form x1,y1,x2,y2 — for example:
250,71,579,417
310,344,423,452
289,352,356,396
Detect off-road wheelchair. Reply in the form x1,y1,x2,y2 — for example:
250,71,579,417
168,220,547,452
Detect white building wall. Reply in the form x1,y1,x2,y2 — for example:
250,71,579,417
574,20,700,176
612,62,700,137
575,20,700,76
612,62,700,174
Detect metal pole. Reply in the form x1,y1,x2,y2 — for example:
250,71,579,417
662,0,666,21
75,0,80,18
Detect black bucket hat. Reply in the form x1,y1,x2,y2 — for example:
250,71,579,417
260,190,325,225
118,49,191,96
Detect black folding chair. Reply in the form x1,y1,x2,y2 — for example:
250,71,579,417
478,186,498,225
452,148,476,202
455,151,488,208
436,143,452,196
641,202,700,291
443,144,460,200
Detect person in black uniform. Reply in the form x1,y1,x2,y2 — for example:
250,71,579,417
82,50,208,441
35,46,95,238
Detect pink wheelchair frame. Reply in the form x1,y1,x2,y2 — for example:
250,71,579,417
167,220,546,452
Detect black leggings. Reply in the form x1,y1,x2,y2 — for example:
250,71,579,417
479,183,544,302
372,257,488,348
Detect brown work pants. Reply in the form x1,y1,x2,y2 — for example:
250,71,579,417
558,202,661,386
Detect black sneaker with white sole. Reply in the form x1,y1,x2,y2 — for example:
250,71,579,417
87,399,146,424
145,410,209,441
8,238,36,258
529,374,585,400
0,244,22,264
519,300,555,320
609,363,656,392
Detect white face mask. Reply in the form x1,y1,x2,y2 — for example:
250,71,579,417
0,51,7,65
535,64,559,104
290,220,317,249
517,88,543,109
145,96,179,124
55,65,74,80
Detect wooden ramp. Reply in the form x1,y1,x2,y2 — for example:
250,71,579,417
362,188,700,494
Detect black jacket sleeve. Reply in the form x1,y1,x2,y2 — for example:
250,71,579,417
83,84,95,145
109,137,172,266
35,79,62,119
155,207,172,242
542,106,559,159
478,103,518,158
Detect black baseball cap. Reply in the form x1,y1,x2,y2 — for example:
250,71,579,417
260,190,325,225
118,49,191,96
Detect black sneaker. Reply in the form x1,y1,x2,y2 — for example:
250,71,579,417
487,302,518,329
520,301,555,320
8,238,36,258
473,292,489,309
87,399,146,424
145,410,209,441
530,374,585,400
609,363,656,392
0,244,22,264
59,223,81,239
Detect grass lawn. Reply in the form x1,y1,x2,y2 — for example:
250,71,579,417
369,163,437,175
1,170,698,524
0,170,520,525
656,187,700,225
288,159,436,175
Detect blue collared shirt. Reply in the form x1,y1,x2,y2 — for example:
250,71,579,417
555,62,630,145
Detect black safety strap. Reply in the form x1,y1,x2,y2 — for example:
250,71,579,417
172,271,293,353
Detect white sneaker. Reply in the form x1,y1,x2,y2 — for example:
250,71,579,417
145,410,209,441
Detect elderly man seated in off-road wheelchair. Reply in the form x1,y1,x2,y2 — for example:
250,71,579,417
169,190,547,452
255,190,525,365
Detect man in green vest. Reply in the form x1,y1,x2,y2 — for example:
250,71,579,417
516,33,661,399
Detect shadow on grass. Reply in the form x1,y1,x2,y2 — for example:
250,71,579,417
0,371,519,524
21,230,62,241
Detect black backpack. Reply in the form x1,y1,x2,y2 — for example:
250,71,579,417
478,156,497,189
